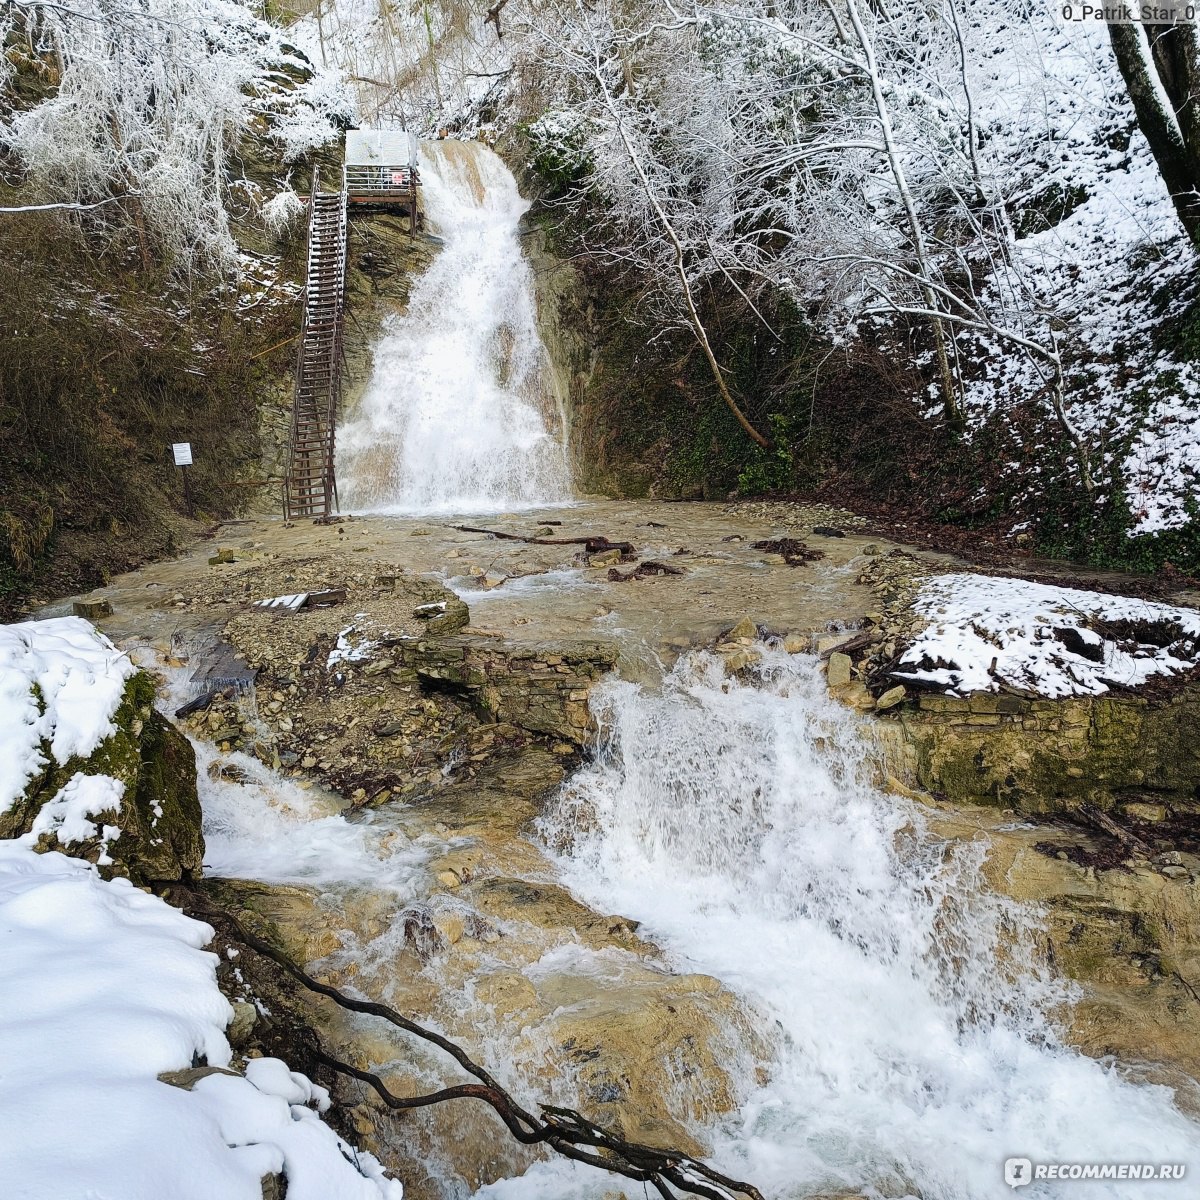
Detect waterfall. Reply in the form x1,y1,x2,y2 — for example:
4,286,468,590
524,650,1199,1200
337,140,571,514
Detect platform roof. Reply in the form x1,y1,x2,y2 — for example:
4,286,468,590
344,129,419,167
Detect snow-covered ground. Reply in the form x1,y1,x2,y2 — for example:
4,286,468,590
894,572,1200,697
0,619,403,1200
0,842,402,1200
955,16,1200,538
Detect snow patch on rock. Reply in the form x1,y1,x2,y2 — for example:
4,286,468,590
26,772,125,860
0,616,137,813
894,573,1200,697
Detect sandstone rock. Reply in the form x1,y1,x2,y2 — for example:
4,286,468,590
474,972,538,1018
718,645,760,672
1124,802,1169,823
228,1001,258,1047
827,652,852,688
159,1065,241,1091
835,681,875,712
724,616,759,642
433,911,466,945
875,684,906,712
589,549,622,568
781,633,808,654
816,633,854,655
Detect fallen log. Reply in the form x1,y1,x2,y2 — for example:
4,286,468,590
608,561,685,582
1079,803,1154,858
751,538,824,566
453,525,635,555
173,686,233,719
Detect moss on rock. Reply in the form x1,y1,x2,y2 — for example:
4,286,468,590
1,670,203,883
894,683,1200,815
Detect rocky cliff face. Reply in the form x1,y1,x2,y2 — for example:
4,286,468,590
892,687,1200,818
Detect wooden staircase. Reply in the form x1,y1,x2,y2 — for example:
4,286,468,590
283,184,348,520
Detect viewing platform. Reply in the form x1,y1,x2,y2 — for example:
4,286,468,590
343,129,422,231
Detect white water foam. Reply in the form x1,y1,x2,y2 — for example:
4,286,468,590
338,140,571,514
196,741,427,893
131,648,427,895
532,649,1200,1200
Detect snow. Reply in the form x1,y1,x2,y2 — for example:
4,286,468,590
27,773,125,861
0,620,401,1198
893,572,1200,697
0,617,136,814
0,841,402,1200
328,623,378,668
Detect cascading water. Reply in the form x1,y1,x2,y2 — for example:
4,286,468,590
337,140,571,514
506,649,1200,1200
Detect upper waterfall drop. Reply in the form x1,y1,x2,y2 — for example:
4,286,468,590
337,140,571,514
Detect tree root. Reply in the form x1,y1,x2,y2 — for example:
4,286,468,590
182,891,764,1200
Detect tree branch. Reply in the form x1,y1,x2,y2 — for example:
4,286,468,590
182,891,764,1200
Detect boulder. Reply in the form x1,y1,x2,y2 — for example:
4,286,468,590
71,597,113,619
826,652,852,688
2,670,202,884
724,616,758,642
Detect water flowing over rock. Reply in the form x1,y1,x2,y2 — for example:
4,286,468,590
540,649,1200,1198
48,498,1200,1199
337,141,571,514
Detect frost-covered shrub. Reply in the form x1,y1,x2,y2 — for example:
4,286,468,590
268,63,355,161
262,186,306,237
524,110,592,194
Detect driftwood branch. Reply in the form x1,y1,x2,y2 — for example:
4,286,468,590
452,525,635,555
184,894,763,1200
1079,804,1153,859
608,560,684,582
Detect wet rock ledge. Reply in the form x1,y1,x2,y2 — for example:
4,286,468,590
808,551,1200,823
180,550,616,806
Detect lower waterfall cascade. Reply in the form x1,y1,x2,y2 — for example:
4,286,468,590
509,650,1199,1200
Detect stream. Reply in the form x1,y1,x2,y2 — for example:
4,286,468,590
97,141,1200,1198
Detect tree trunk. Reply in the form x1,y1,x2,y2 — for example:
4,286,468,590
592,57,770,448
1109,22,1200,247
1145,22,1200,177
844,0,961,424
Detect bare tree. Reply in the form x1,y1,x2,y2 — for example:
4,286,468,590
517,0,771,446
510,0,1103,489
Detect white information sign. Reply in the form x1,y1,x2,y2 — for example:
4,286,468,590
172,442,193,467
